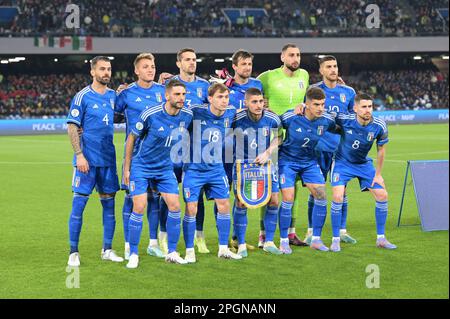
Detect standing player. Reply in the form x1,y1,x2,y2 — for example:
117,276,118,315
304,55,357,245
329,93,397,252
182,83,242,263
232,88,283,257
257,43,310,248
115,53,166,260
158,48,211,255
123,80,193,268
278,87,336,253
67,56,123,266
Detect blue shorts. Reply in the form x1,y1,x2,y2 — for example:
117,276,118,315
129,170,179,197
232,163,280,195
278,161,325,189
72,166,120,195
315,150,334,182
330,159,384,191
182,169,230,202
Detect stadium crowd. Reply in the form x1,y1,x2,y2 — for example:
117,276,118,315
0,0,447,37
0,68,447,119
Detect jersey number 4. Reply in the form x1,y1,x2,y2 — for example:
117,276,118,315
102,114,109,126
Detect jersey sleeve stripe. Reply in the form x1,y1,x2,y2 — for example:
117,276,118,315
74,87,91,106
373,119,388,132
67,119,81,126
141,106,163,121
265,113,281,125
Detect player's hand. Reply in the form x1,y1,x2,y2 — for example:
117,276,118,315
158,72,174,84
337,76,346,85
116,83,129,94
254,150,271,165
371,174,385,188
76,154,89,174
123,170,130,186
294,103,306,115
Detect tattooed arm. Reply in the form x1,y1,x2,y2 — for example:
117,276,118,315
68,123,89,173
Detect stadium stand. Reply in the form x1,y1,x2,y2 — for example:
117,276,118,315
0,0,448,37
0,67,447,119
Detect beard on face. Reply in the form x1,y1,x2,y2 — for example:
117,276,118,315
286,63,299,72
96,76,110,85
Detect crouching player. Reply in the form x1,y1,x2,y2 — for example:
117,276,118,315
329,93,396,252
232,88,283,257
278,87,337,253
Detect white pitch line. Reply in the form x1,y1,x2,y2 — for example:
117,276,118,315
388,150,449,158
0,161,70,165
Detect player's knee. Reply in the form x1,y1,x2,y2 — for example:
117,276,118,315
314,186,327,200
99,193,115,199
282,191,295,202
132,199,146,214
269,194,279,207
216,200,230,213
236,199,246,209
376,190,388,202
167,202,180,212
332,193,344,203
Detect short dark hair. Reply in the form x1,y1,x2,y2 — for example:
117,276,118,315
90,56,111,69
306,87,326,101
208,83,229,97
318,55,337,65
245,88,263,99
177,48,196,61
165,79,186,91
282,43,299,53
355,92,373,104
232,49,254,66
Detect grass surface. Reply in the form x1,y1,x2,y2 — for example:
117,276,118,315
0,123,448,299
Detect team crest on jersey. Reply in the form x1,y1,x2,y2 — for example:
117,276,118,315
74,176,80,188
156,92,163,103
110,98,115,109
235,160,272,209
184,188,191,199
299,81,305,89
340,94,346,103
280,174,286,185
136,122,144,130
262,126,270,137
129,181,135,192
224,118,230,128
179,121,185,132
333,173,340,183
317,126,324,136
367,132,375,141
197,88,203,98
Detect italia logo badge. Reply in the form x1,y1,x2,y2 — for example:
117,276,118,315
156,92,162,103
184,188,191,199
262,126,269,137
317,125,324,136
333,173,340,183
299,81,305,89
224,118,230,128
367,132,375,141
340,94,346,103
110,98,115,109
235,160,272,209
197,88,203,98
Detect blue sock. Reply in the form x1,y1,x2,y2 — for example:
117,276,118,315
278,201,293,239
167,210,181,253
375,201,388,235
147,193,160,240
216,212,231,246
330,201,343,238
69,194,89,253
128,212,143,255
233,206,248,245
101,197,115,250
159,196,168,232
341,194,348,230
264,205,278,242
307,194,314,228
183,215,196,249
312,199,328,237
231,200,237,240
196,195,205,231
122,194,133,243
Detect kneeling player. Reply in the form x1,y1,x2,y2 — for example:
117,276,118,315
123,80,193,268
232,88,283,257
278,87,337,253
329,93,396,252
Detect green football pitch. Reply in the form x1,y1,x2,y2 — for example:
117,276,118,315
0,123,448,299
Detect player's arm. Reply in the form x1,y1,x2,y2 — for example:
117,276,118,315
254,125,283,164
114,91,126,123
257,71,269,108
67,124,89,173
372,144,386,188
123,133,136,186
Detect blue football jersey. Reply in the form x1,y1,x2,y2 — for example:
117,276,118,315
312,81,356,153
171,75,209,107
185,104,237,171
67,85,117,167
229,78,264,110
232,109,281,161
279,110,336,164
115,82,166,138
131,104,193,175
335,113,389,164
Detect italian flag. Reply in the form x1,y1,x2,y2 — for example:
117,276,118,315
245,179,264,200
34,36,92,51
72,36,93,51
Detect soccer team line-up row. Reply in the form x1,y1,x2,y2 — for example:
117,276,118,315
66,46,397,269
